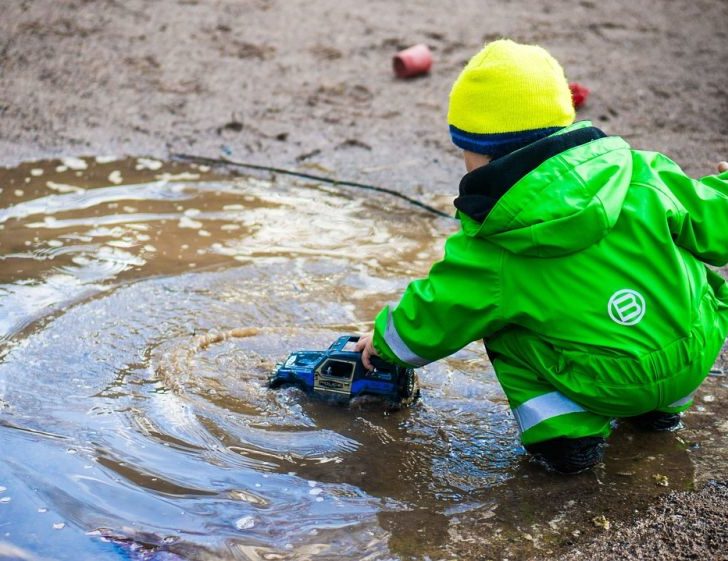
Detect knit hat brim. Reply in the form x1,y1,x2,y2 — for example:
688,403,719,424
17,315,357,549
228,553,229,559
449,125,563,157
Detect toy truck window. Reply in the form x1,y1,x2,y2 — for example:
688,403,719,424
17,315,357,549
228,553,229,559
285,352,321,368
320,359,354,379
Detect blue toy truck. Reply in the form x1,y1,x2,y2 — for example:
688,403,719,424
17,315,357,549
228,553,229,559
269,335,419,405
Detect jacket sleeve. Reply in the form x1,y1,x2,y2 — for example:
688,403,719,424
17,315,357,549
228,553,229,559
657,155,728,266
371,229,504,368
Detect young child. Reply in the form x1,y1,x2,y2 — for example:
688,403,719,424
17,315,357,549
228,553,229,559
355,39,728,473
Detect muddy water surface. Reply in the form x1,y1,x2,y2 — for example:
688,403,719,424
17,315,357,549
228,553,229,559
0,159,709,560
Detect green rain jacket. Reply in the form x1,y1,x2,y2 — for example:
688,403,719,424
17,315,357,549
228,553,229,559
373,121,728,416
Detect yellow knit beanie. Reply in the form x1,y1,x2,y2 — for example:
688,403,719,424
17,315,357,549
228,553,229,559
448,39,575,156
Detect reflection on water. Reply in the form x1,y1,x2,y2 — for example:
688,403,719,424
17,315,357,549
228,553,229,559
0,158,699,560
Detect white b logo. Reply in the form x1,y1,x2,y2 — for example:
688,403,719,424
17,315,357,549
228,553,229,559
608,289,645,326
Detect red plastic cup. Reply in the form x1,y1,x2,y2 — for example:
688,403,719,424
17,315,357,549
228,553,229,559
393,44,433,78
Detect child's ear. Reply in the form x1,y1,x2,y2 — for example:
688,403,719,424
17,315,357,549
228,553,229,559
463,150,491,172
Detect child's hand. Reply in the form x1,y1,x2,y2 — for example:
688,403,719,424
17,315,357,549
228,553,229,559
718,161,728,173
354,333,379,371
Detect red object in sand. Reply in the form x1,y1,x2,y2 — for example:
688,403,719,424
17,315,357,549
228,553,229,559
569,82,590,109
393,44,433,78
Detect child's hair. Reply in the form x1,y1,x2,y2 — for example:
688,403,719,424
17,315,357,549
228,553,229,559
448,39,575,159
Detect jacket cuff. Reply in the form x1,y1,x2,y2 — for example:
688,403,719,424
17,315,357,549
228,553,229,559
372,306,431,368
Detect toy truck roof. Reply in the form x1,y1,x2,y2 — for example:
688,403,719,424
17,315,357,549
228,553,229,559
324,335,362,362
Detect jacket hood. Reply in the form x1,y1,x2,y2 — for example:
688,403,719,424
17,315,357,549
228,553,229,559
455,122,633,257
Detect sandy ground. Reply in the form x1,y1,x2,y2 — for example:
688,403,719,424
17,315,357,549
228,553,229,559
558,481,728,561
2,0,728,188
1,1,727,560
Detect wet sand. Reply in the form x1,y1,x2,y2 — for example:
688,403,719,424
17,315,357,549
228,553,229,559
1,1,727,560
558,481,728,561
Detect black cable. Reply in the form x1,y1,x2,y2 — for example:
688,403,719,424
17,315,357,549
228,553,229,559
171,153,453,219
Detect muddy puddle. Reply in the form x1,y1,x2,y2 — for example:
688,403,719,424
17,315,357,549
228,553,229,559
0,158,719,560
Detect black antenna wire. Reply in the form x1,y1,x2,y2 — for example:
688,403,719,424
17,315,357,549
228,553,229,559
172,153,453,219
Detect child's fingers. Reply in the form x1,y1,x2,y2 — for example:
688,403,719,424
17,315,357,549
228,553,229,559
353,336,368,352
361,348,374,371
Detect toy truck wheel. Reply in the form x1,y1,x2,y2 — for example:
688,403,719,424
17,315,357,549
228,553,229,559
397,369,420,405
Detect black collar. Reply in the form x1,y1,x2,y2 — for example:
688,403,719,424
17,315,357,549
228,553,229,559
455,126,607,222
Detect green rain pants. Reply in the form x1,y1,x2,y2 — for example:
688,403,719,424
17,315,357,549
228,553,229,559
486,293,727,447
